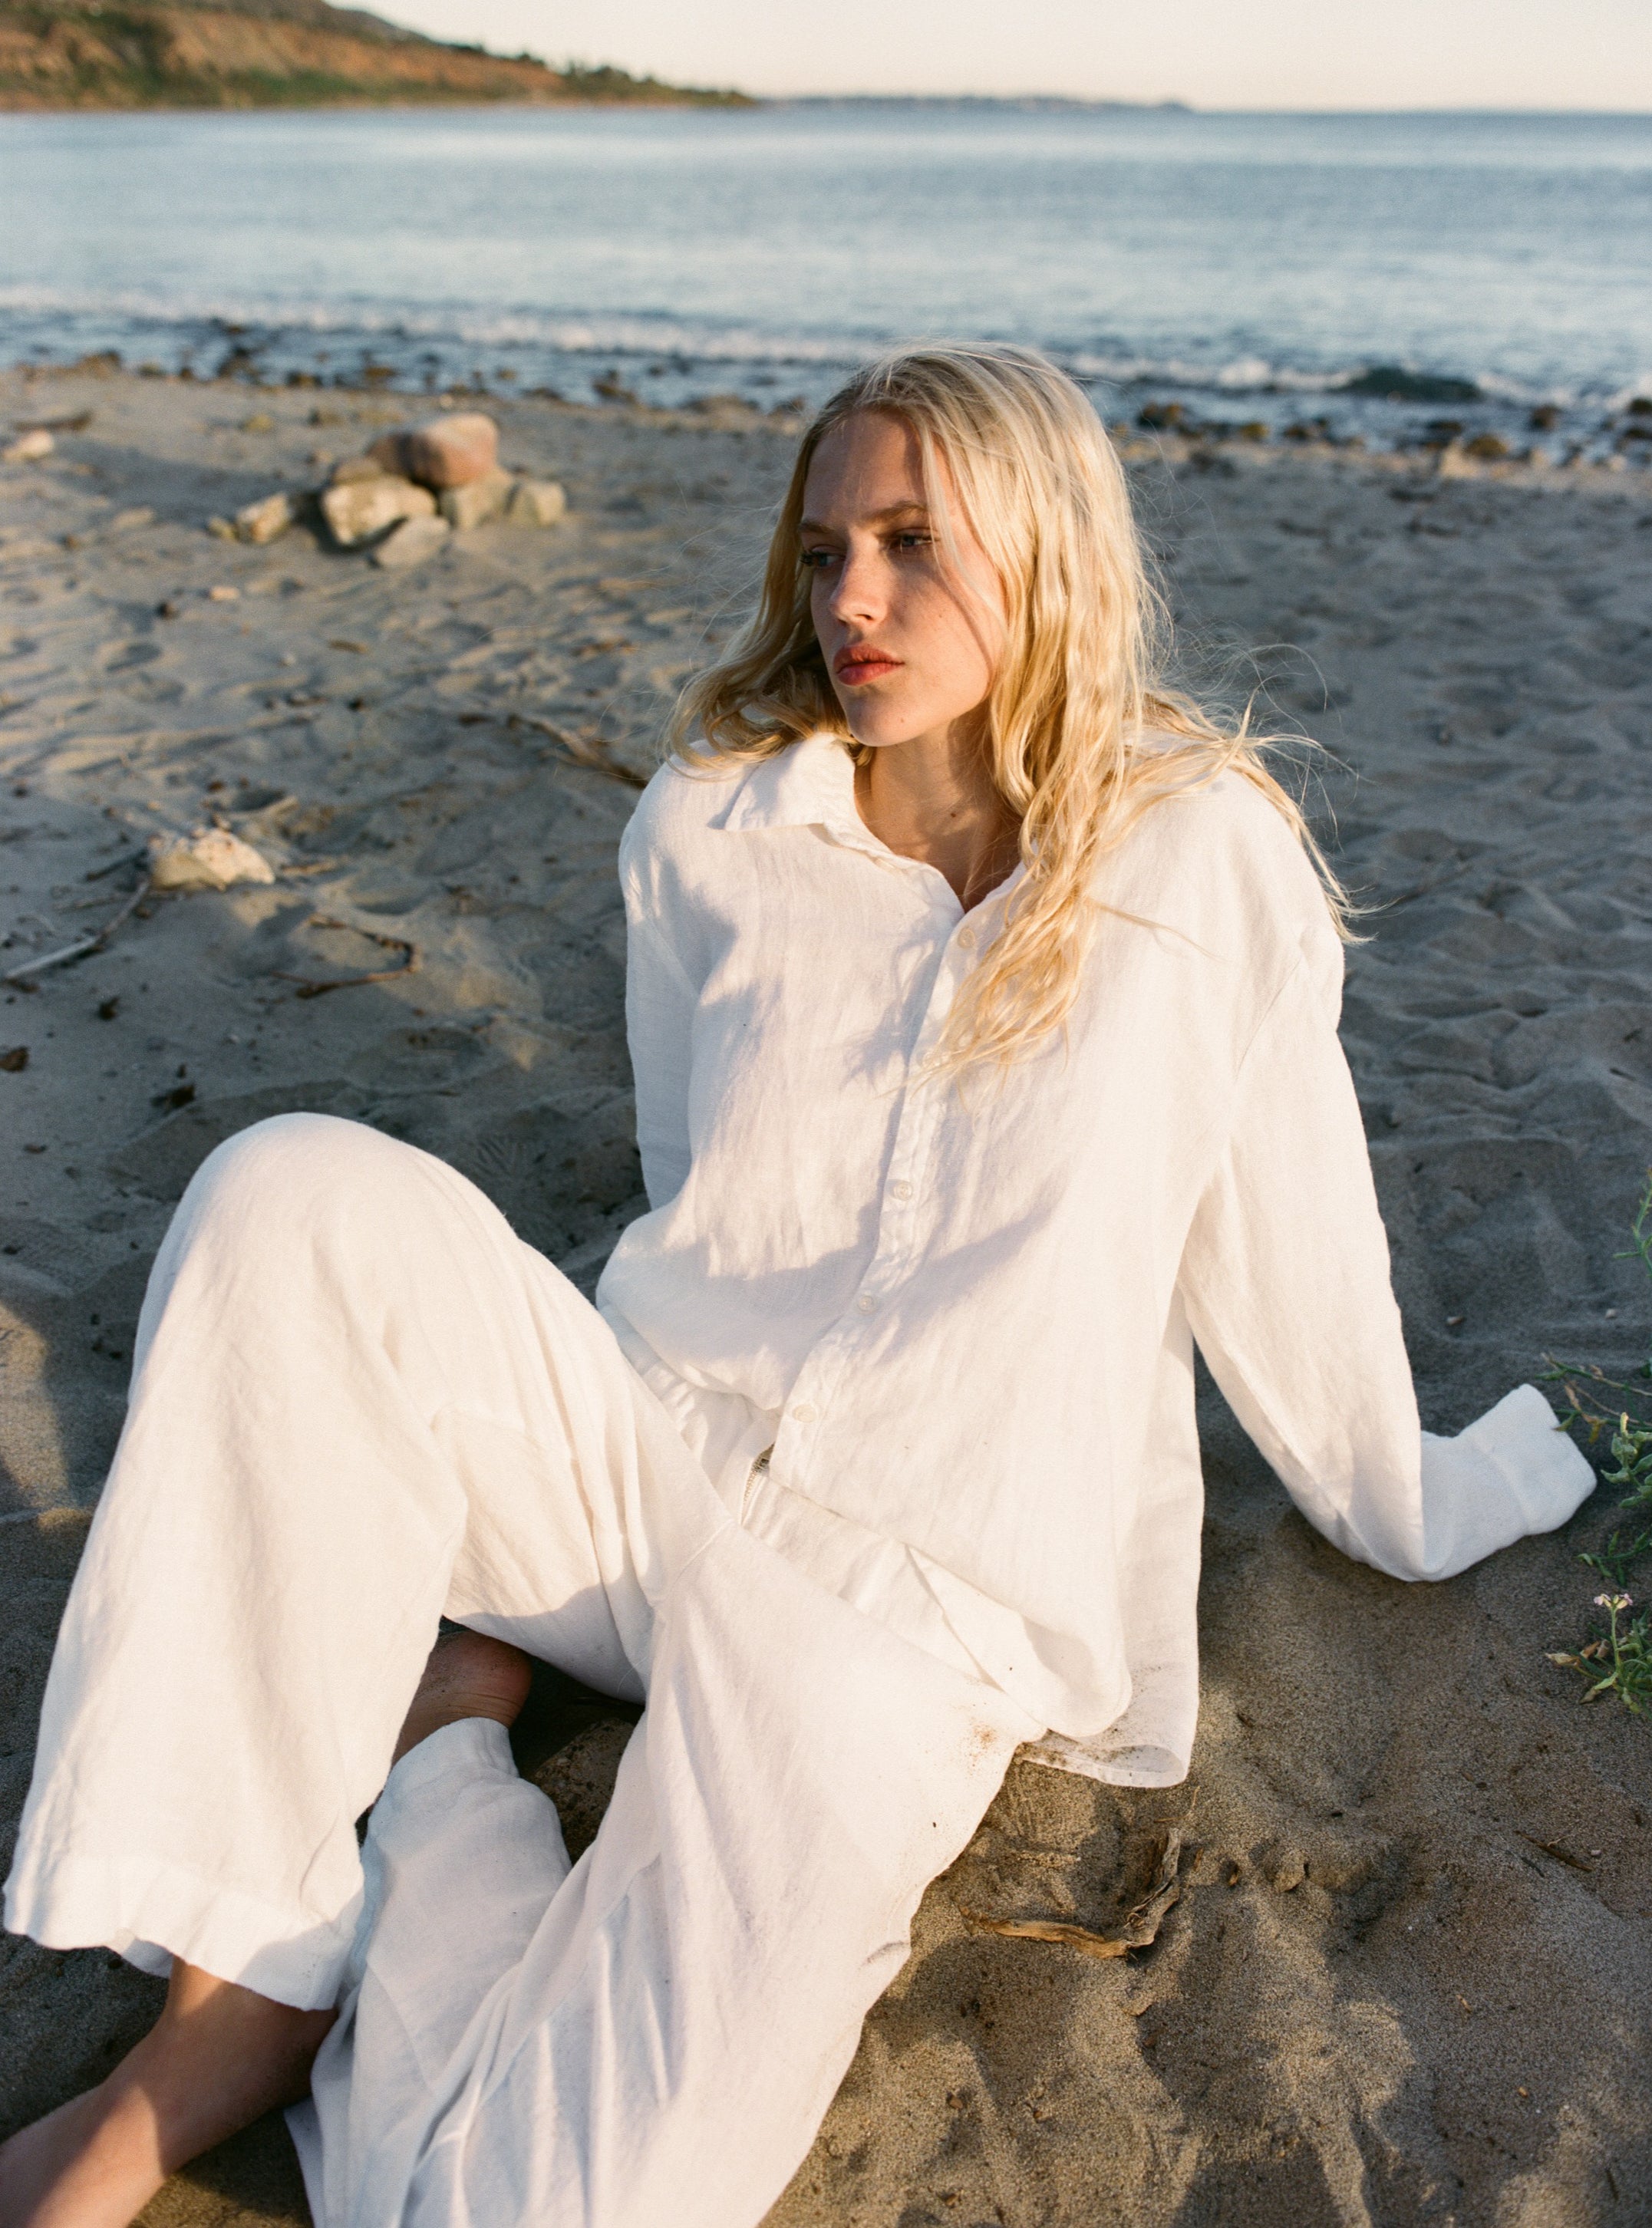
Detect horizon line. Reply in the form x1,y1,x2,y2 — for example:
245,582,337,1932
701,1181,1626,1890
4,93,1651,118
752,94,1651,113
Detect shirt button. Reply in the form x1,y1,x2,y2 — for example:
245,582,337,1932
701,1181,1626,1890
856,1294,877,1314
889,1179,912,1201
957,925,975,949
791,1402,816,1423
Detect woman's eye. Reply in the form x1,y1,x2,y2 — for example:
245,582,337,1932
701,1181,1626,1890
892,532,933,552
800,548,836,570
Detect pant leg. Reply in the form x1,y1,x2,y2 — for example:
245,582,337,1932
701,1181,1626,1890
4,1112,726,2009
8,1109,1039,2228
298,1530,1036,2228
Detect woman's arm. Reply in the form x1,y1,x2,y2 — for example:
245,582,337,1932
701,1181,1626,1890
623,902,697,1212
1178,957,1594,1580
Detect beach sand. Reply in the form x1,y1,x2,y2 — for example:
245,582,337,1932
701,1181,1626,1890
2,365,1650,2227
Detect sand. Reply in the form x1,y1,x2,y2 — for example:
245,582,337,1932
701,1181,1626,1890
2,365,1650,2228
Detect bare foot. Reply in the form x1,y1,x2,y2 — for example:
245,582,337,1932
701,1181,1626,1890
391,1626,533,1765
0,1961,334,2228
0,1631,530,2228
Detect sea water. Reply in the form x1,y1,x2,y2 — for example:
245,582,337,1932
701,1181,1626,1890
2,104,1649,449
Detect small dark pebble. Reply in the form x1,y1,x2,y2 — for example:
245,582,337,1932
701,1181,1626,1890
151,1082,196,1111
0,1045,28,1072
97,997,120,1020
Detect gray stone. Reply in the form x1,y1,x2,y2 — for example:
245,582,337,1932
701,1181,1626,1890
371,514,452,569
234,491,294,545
321,476,436,549
505,477,568,528
147,826,275,891
438,468,513,532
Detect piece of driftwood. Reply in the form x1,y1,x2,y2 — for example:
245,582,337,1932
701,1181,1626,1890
84,849,148,882
275,915,420,1000
964,1827,1185,1960
1515,1831,1594,1874
1,876,153,986
519,715,648,789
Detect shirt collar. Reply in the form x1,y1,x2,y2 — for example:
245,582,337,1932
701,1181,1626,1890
709,730,1027,921
714,731,864,840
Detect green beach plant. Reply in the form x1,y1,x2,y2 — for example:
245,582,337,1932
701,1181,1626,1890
1579,1526,1652,1591
1542,1171,1652,1715
1548,1594,1652,1718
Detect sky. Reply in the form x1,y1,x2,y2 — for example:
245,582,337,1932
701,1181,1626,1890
368,0,1652,110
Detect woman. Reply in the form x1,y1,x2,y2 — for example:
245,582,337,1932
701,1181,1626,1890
2,344,1591,2228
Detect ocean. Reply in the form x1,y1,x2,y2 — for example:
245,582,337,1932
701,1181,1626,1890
2,104,1650,451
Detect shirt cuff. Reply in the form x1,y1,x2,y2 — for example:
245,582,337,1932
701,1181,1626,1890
1416,1383,1596,1579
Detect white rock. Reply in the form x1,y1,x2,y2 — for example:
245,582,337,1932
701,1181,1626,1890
147,827,275,892
438,467,513,532
320,475,436,549
372,514,452,569
505,477,568,528
235,491,295,545
2,428,54,464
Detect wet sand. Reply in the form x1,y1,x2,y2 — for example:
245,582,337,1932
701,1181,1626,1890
2,364,1650,2226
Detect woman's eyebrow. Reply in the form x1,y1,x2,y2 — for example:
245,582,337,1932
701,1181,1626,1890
799,503,932,532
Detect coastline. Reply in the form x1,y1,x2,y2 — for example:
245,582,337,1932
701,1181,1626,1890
2,366,1650,2224
8,105,1647,459
0,0,749,114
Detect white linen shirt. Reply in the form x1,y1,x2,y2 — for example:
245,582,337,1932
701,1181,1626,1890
595,733,1593,1785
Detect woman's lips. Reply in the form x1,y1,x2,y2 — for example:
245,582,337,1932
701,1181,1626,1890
833,647,902,684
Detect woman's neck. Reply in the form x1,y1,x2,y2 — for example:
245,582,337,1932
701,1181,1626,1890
853,724,1021,912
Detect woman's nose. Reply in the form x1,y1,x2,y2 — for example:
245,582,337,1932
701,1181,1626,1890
827,544,886,628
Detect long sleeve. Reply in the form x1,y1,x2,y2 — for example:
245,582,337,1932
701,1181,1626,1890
623,903,697,1212
1179,956,1594,1581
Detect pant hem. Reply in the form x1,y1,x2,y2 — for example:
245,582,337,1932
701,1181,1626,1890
4,1833,361,2012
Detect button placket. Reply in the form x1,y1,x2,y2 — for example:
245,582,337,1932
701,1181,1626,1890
772,875,960,1496
862,978,950,1310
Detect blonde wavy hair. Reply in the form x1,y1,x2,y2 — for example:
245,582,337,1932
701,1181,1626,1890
670,341,1344,1073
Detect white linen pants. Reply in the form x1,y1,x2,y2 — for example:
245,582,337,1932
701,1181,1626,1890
5,1115,1037,2228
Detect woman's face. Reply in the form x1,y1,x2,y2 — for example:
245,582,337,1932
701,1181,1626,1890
801,410,1004,755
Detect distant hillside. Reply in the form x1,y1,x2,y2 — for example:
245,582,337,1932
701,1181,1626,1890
0,0,751,107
